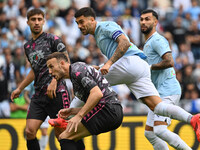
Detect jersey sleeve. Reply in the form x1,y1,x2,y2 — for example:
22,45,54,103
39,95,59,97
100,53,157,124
104,22,123,41
51,35,67,53
151,36,171,57
76,67,97,94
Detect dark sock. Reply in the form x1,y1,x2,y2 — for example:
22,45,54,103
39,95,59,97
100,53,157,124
76,139,85,150
27,138,40,150
59,139,77,150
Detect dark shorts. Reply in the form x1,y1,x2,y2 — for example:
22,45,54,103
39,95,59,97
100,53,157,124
27,91,70,121
81,103,123,135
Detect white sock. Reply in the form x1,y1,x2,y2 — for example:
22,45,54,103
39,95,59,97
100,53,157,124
144,130,169,150
154,102,193,123
154,125,192,150
39,135,48,150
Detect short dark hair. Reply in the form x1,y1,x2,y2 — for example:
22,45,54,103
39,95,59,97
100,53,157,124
141,9,158,20
27,8,45,20
47,52,69,63
75,7,96,19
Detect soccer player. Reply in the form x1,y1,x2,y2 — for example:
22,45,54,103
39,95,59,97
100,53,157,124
140,9,191,150
74,7,200,142
46,52,123,150
10,8,74,150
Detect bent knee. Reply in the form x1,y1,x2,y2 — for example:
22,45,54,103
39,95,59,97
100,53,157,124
144,130,156,140
144,130,150,138
25,128,37,139
58,131,74,141
153,125,167,137
141,96,162,111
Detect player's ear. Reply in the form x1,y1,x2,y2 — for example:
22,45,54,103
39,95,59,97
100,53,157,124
90,16,95,21
60,60,65,66
154,18,158,26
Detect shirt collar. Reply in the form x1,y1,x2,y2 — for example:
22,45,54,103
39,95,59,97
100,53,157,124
145,31,157,44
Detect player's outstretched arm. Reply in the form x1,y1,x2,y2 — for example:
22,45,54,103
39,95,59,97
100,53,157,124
101,34,131,75
66,86,103,132
11,69,35,101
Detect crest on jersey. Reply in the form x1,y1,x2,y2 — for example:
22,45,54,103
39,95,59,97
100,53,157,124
81,77,92,88
57,43,65,51
29,50,44,64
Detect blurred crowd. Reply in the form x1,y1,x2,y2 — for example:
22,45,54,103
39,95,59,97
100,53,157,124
0,0,200,118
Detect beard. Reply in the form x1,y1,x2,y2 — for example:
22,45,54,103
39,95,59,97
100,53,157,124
80,29,89,35
31,27,42,35
141,25,153,34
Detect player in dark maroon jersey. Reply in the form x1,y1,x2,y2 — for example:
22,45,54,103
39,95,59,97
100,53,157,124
10,8,84,150
46,52,123,150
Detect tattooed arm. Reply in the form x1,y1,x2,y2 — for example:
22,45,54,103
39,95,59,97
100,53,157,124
110,34,131,63
151,52,174,70
100,34,131,75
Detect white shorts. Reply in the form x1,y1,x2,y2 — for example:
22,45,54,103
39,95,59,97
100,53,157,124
104,55,159,99
0,100,10,118
70,96,85,108
146,95,181,127
40,116,50,129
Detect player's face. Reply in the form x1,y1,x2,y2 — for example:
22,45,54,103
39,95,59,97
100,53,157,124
47,58,65,81
76,15,94,35
140,13,156,34
27,14,45,35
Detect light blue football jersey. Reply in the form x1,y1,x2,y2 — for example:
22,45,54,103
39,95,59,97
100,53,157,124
94,21,146,59
143,32,181,97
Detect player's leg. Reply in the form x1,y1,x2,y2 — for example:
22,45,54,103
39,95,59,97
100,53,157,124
46,90,85,149
105,55,192,124
59,103,123,150
152,95,191,150
123,57,200,142
130,80,200,142
26,119,43,150
39,116,49,150
145,109,169,150
153,124,192,150
59,122,91,150
26,96,48,150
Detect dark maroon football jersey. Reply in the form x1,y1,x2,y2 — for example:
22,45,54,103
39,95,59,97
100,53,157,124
70,62,120,105
24,32,69,95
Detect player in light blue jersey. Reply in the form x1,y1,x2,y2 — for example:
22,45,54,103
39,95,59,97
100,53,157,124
140,9,192,150
74,7,200,143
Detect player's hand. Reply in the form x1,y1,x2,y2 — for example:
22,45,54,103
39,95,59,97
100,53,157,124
10,88,22,102
66,114,82,132
47,78,57,99
100,62,111,75
58,108,72,119
92,65,100,70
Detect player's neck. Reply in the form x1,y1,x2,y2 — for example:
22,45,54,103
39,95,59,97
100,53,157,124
144,29,156,41
32,31,43,40
64,63,70,79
